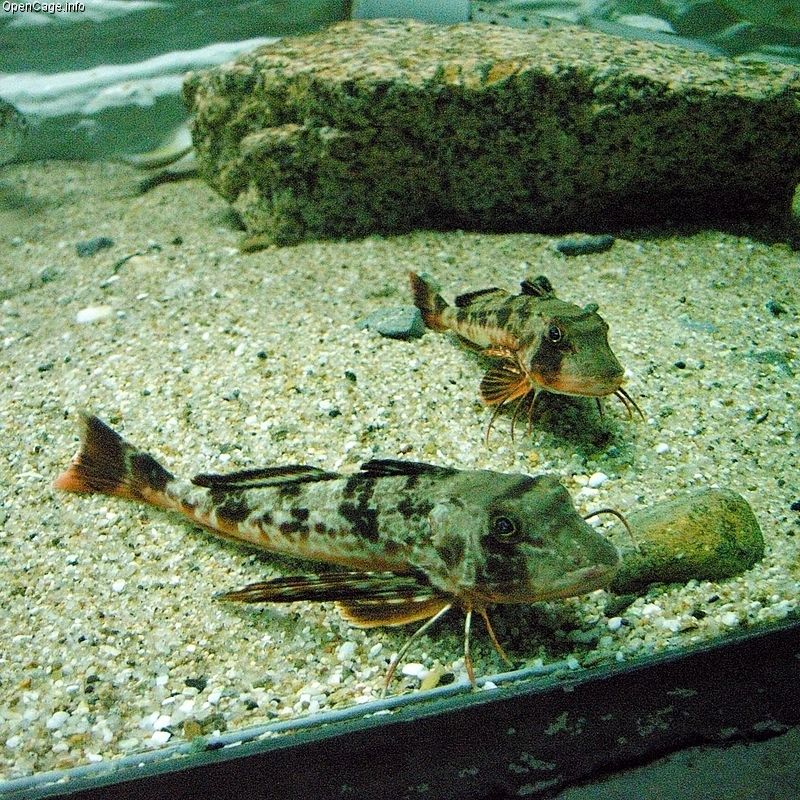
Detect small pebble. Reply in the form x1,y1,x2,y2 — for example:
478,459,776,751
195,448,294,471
149,730,171,746
587,471,608,489
554,234,615,256
720,612,739,627
400,662,425,678
654,443,670,454
46,711,70,730
766,300,786,316
111,579,126,593
75,236,114,257
607,616,623,631
358,306,425,340
337,641,357,661
75,305,113,324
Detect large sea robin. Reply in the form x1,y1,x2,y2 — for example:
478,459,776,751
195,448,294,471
54,413,621,688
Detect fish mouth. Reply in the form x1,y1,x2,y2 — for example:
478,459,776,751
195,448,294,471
481,561,620,605
543,372,624,397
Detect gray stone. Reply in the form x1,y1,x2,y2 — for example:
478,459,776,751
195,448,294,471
359,306,425,340
183,19,800,245
611,488,765,594
75,237,114,257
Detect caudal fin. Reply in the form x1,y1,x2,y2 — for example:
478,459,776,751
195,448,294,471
54,412,174,501
409,271,449,331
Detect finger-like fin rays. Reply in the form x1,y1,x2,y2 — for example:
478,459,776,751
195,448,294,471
381,603,453,696
614,386,644,420
380,603,515,696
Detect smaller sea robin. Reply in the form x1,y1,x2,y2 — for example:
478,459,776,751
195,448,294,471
410,271,642,438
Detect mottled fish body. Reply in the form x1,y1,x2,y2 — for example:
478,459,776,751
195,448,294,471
410,271,640,428
54,414,620,680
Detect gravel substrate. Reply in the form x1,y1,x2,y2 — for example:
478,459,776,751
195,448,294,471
1,161,798,781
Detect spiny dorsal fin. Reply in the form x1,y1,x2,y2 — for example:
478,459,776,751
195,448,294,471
454,287,504,308
520,276,554,298
358,459,457,479
479,363,532,406
192,465,339,491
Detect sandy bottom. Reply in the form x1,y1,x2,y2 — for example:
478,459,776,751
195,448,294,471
0,161,798,780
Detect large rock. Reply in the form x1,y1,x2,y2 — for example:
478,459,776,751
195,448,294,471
611,488,765,594
183,19,800,245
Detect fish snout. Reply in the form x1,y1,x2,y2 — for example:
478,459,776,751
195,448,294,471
553,350,624,397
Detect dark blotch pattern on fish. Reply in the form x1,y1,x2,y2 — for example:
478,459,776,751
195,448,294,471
338,476,379,542
215,493,251,524
436,533,465,570
530,338,565,382
397,495,434,520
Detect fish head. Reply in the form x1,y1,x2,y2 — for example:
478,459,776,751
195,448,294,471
521,300,624,397
428,472,620,605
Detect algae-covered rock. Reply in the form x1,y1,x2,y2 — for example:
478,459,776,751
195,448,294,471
183,19,800,245
611,488,764,594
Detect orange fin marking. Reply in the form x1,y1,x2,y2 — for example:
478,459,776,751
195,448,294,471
337,596,451,628
53,412,174,501
479,363,532,406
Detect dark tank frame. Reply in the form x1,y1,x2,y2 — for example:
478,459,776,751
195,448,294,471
3,613,799,800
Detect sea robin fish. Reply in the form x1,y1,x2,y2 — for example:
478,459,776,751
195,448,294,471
54,413,622,688
410,272,642,438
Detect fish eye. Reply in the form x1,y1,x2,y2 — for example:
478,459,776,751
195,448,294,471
547,324,563,343
491,515,519,541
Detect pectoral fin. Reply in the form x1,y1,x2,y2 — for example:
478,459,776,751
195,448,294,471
337,596,452,628
219,571,450,628
479,363,532,406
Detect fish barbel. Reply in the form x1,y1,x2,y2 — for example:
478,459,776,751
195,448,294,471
410,271,642,438
54,413,621,687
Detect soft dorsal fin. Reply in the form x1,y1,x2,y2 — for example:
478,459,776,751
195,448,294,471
191,465,339,491
520,276,555,297
454,287,504,308
479,363,532,406
358,459,457,479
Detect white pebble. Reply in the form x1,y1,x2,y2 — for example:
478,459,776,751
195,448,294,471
640,603,663,617
337,641,357,661
588,472,609,488
607,616,623,631
5,735,21,749
46,710,70,730
368,642,383,659
75,305,113,324
111,579,126,593
720,612,739,627
401,662,426,678
153,714,171,731
655,443,670,454
149,730,171,746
